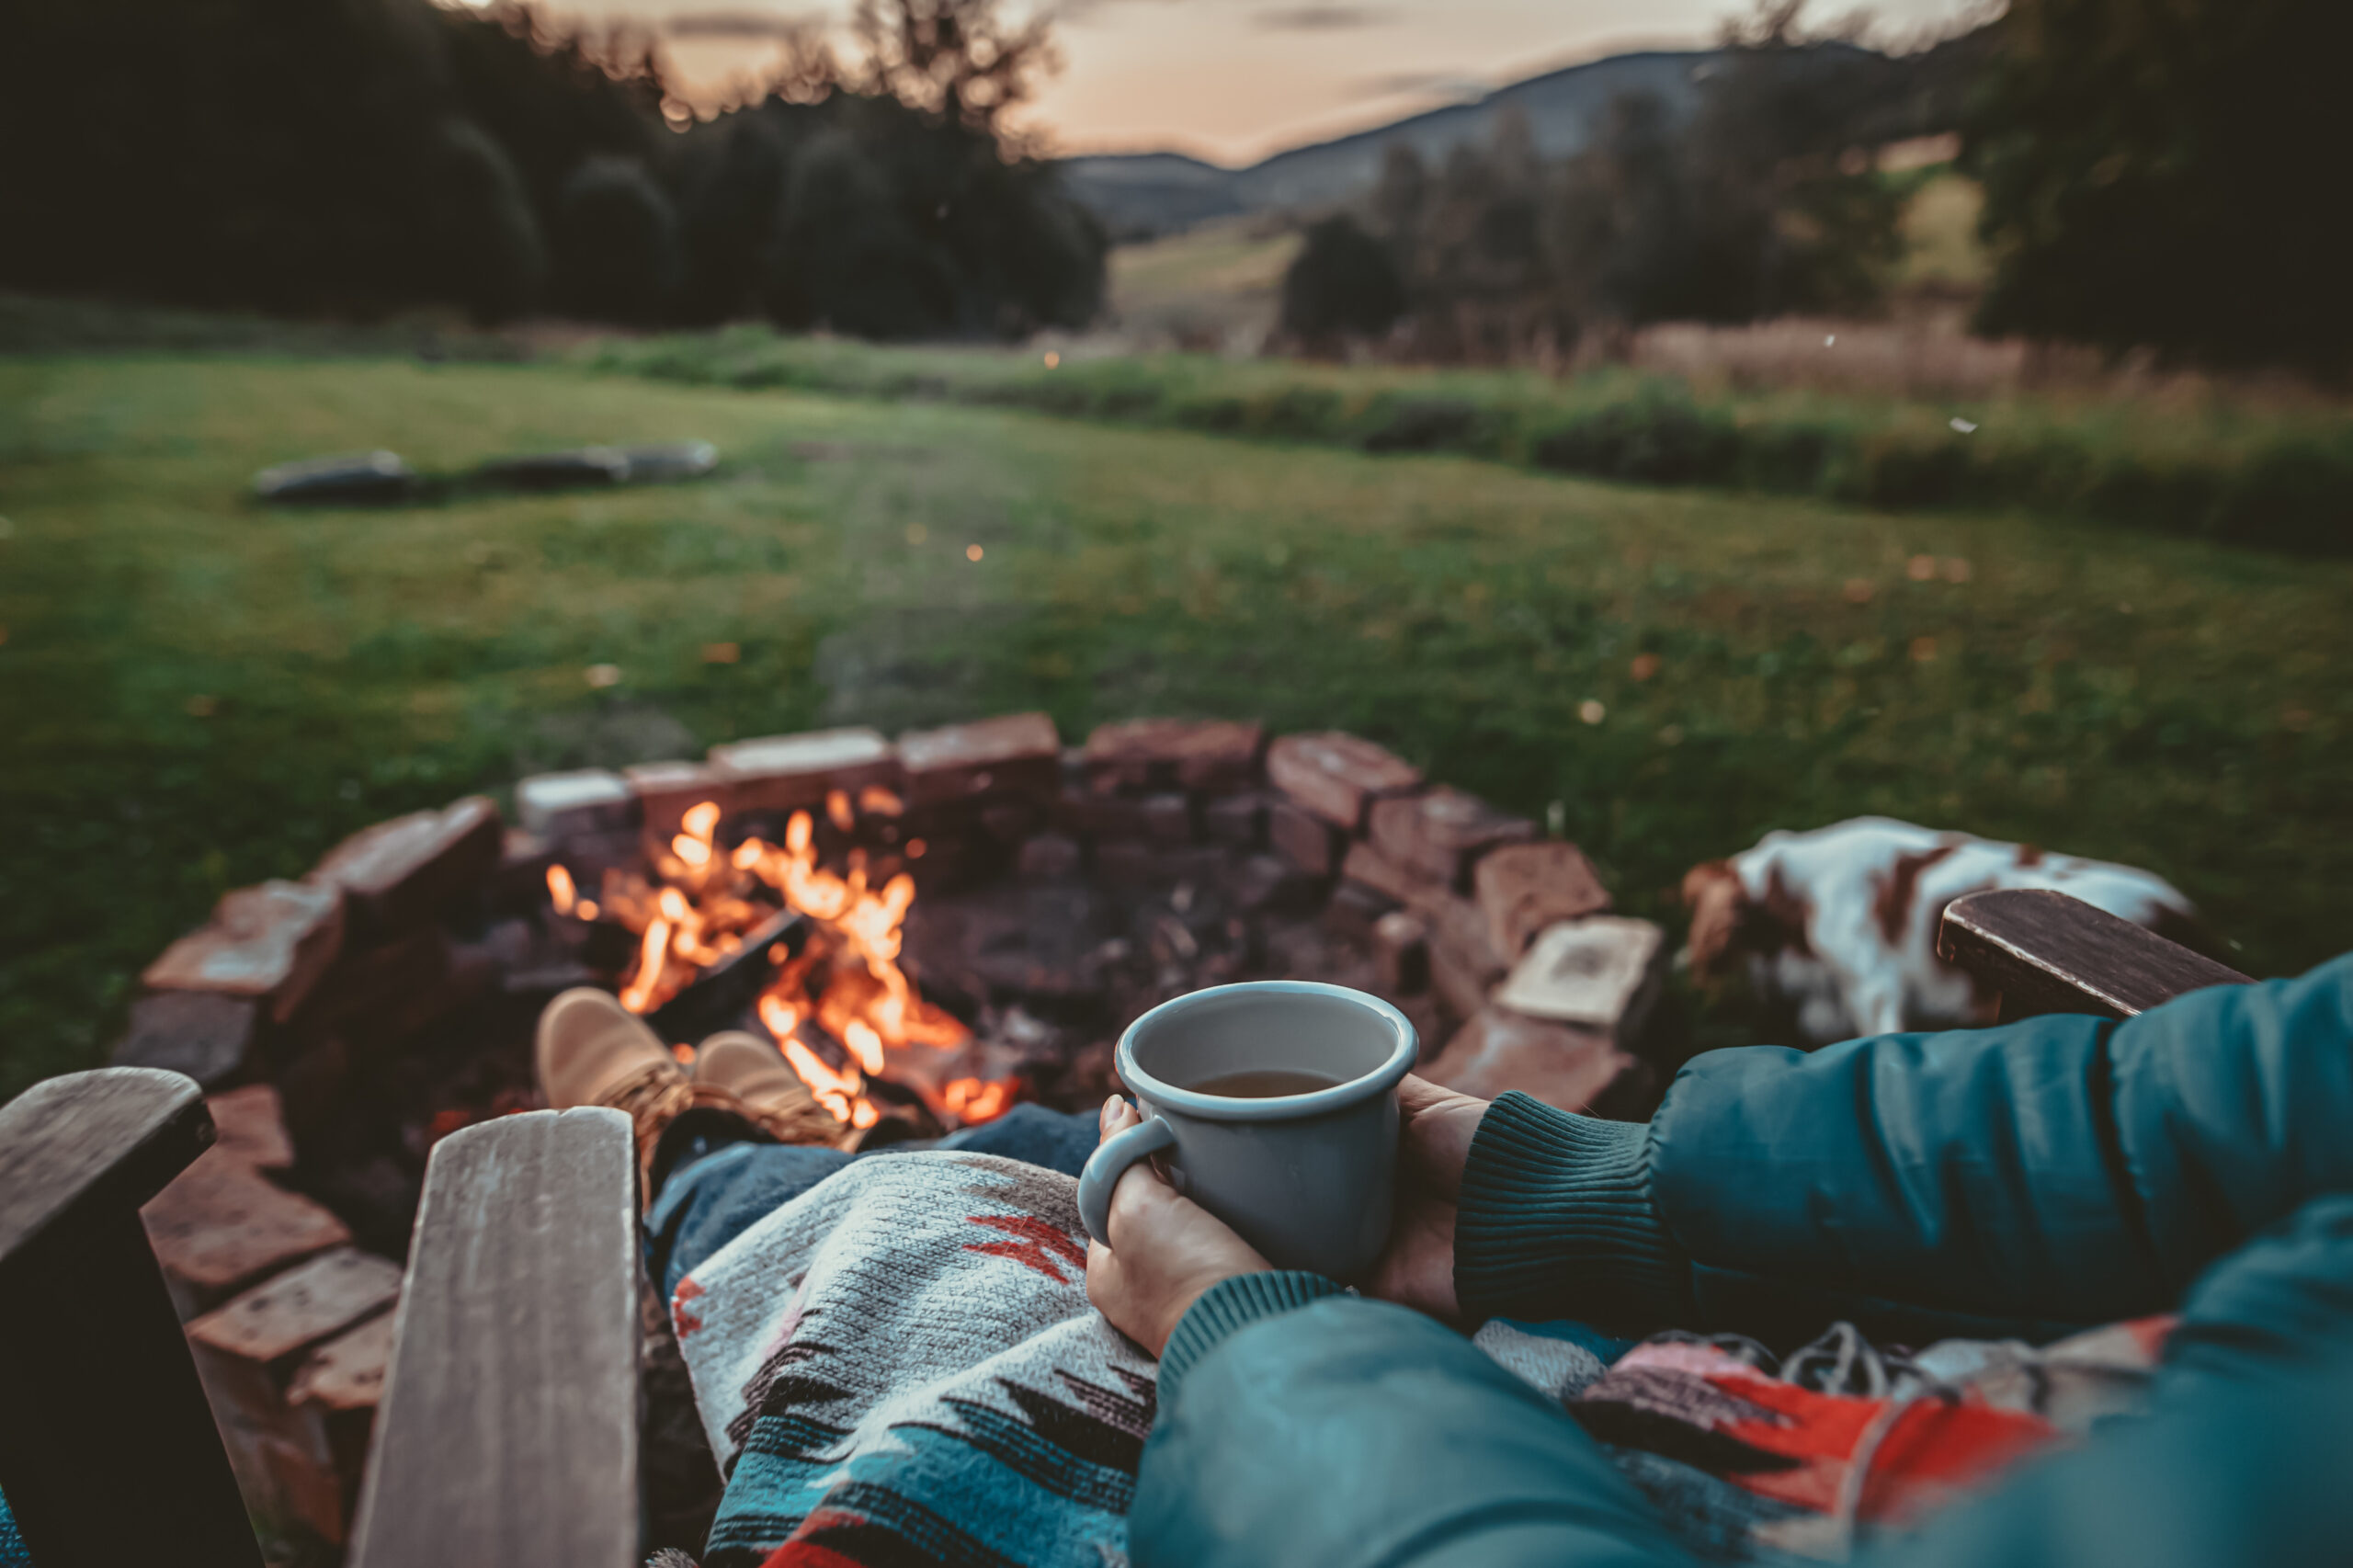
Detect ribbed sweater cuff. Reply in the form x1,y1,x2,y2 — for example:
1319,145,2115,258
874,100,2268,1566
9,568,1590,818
1455,1092,1688,1328
1158,1270,1346,1403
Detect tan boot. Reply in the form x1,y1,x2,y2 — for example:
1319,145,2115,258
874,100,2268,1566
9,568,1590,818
692,1030,847,1147
535,987,693,1184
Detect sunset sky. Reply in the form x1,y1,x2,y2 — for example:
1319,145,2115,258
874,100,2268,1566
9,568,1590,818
563,0,1987,165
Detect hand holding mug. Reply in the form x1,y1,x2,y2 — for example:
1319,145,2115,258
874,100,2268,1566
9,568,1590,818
1085,1096,1270,1356
1362,1074,1490,1323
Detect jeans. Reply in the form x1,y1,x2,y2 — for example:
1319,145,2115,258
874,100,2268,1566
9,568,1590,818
642,1103,1102,1304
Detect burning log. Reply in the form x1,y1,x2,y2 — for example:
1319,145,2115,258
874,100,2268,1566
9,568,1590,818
541,795,1013,1134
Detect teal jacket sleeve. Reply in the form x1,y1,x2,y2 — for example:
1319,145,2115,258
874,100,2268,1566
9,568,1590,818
1133,1290,1695,1568
1131,1194,2353,1568
1457,955,2353,1344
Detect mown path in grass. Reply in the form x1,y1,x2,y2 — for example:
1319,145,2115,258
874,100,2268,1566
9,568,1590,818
3,355,2347,1099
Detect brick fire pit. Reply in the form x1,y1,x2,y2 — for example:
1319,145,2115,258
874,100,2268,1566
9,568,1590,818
111,712,1673,1547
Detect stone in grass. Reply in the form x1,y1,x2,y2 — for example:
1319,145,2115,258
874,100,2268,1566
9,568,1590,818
307,795,502,938
710,727,902,813
472,446,630,492
1422,1006,1654,1118
1494,917,1667,1035
1267,799,1343,877
1368,788,1537,893
899,712,1061,808
1266,732,1423,831
111,990,264,1088
252,451,417,506
1081,719,1265,793
142,880,347,1024
1474,841,1612,960
516,768,639,840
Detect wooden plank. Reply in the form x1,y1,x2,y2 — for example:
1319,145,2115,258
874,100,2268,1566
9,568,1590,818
348,1108,641,1568
1938,889,2252,1020
0,1069,263,1567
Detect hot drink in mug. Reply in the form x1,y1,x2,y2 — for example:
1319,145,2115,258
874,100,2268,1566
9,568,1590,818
1076,981,1418,1282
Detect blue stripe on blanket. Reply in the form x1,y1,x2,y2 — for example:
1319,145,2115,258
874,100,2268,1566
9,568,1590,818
706,1415,1131,1566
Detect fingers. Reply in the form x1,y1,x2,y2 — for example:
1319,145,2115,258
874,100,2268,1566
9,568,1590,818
1397,1073,1453,1114
1098,1093,1140,1141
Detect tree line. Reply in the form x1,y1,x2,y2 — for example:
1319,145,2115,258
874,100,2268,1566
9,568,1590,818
1281,0,2350,376
0,0,1106,337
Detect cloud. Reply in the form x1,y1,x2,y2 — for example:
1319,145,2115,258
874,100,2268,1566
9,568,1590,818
663,9,813,38
1351,71,1489,101
1253,5,1391,30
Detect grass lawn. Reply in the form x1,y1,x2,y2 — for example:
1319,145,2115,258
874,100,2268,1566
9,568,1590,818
3,353,2347,1103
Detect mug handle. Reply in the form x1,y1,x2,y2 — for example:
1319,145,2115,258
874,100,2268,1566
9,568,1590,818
1077,1108,1178,1248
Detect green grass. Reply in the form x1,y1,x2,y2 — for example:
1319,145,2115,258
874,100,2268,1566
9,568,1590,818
3,353,2349,1103
590,330,2353,554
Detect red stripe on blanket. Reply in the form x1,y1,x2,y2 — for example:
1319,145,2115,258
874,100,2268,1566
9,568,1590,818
963,1213,1088,1282
673,1277,706,1340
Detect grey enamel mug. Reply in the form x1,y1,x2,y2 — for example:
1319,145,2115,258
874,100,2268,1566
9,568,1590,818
1076,981,1417,1282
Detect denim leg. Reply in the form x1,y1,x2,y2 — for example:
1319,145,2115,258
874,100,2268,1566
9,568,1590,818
642,1103,1100,1305
927,1103,1099,1176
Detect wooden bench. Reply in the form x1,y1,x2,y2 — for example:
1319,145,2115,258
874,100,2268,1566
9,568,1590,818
1937,887,2251,1020
0,888,2258,1566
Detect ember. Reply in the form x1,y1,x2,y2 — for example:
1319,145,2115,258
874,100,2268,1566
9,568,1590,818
547,797,982,1134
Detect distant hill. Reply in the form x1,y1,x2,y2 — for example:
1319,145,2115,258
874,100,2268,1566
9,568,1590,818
1060,36,1987,240
1063,49,1731,238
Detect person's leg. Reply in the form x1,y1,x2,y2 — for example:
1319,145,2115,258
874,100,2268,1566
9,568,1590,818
644,1107,851,1302
931,1101,1101,1178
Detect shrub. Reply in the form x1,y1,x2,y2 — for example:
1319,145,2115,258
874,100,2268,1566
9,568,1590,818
551,156,681,324
416,117,544,324
1535,399,1739,485
1279,216,1404,348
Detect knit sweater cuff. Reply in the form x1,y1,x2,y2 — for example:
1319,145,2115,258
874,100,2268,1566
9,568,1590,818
1454,1092,1688,1327
1158,1271,1347,1403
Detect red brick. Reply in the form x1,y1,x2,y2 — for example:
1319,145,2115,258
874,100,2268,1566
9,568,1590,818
710,727,901,813
142,1153,352,1311
282,928,450,1046
1081,718,1264,793
111,990,263,1088
1423,1006,1654,1117
1474,841,1613,960
625,759,740,840
1053,788,1155,840
1339,841,1425,907
1372,910,1430,996
1494,916,1666,1036
207,1085,294,1170
1322,879,1398,941
188,1246,403,1366
490,827,556,911
898,713,1061,806
142,881,347,1024
1017,832,1083,880
1268,799,1342,876
287,1311,396,1415
308,796,501,937
1142,793,1195,845
1368,788,1536,892
1265,732,1422,830
1202,790,1268,848
516,769,638,839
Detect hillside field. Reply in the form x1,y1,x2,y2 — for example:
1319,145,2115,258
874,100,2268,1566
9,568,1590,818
2,352,2347,1102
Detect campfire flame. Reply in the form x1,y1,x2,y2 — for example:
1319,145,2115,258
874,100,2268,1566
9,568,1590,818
544,798,996,1134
